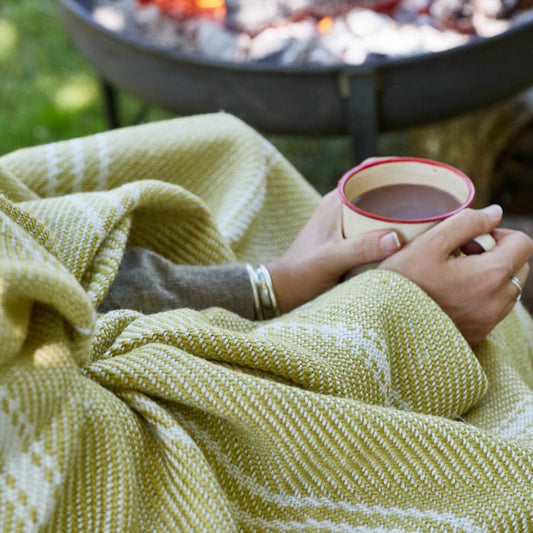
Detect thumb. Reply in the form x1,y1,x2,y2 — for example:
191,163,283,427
334,230,402,272
424,204,502,256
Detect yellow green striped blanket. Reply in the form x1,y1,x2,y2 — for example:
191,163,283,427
1,113,533,532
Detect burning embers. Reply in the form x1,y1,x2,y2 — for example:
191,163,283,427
93,0,533,66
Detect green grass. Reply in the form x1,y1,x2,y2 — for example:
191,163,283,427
0,0,173,154
0,1,102,153
0,0,359,192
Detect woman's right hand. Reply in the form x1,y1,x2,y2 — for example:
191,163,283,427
379,205,533,346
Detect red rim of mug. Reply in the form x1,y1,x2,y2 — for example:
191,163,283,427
337,157,476,224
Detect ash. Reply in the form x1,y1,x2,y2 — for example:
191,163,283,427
92,0,533,66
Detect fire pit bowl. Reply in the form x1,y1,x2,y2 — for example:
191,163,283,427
57,0,533,159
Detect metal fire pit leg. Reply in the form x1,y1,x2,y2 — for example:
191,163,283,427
100,79,152,130
101,79,120,129
341,70,380,164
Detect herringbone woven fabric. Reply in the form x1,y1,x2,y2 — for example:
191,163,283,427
1,114,532,532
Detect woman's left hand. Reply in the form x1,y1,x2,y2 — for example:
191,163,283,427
267,190,403,313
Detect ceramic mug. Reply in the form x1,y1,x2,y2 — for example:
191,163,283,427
338,157,496,254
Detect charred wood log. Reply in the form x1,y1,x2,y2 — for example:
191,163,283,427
477,0,533,18
430,0,533,33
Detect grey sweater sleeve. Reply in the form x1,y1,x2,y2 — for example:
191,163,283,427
98,247,256,319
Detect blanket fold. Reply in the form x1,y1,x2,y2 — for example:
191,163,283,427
1,113,533,532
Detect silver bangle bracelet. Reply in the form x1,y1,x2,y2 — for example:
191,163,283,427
246,263,280,320
246,264,263,320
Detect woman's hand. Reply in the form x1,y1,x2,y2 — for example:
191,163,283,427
379,205,533,345
267,190,403,314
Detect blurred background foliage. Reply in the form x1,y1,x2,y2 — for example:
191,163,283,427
3,0,533,201
0,1,171,152
0,0,361,192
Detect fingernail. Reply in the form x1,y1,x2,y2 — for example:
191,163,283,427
483,204,503,219
380,231,401,252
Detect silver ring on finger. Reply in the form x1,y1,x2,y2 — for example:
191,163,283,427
509,275,523,303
